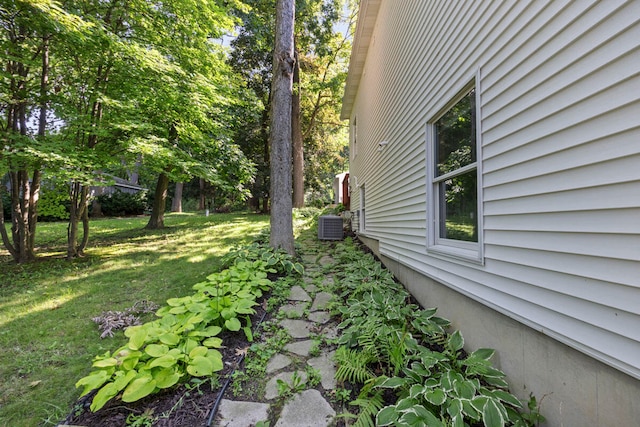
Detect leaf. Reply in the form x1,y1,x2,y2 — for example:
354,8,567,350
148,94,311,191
154,367,181,389
122,375,157,403
469,348,494,361
159,332,180,346
376,405,399,426
376,376,405,389
207,350,224,372
201,325,222,337
292,263,304,275
145,344,169,358
400,405,444,427
92,357,118,368
202,337,223,348
483,399,505,427
448,330,464,353
225,317,242,331
76,370,111,397
187,355,214,376
409,384,426,399
189,346,208,359
425,388,447,406
128,328,148,351
148,354,177,369
491,390,523,408
112,370,137,392
90,382,120,411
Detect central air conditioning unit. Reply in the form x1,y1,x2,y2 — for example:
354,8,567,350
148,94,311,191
318,215,344,240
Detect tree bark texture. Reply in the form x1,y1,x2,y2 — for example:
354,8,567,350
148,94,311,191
146,172,169,229
0,31,46,263
292,49,304,208
67,182,89,259
199,178,206,211
269,0,296,255
171,182,183,212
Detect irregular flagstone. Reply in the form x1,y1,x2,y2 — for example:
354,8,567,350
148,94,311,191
321,275,334,286
280,319,313,338
288,285,312,302
310,292,332,311
308,311,330,324
301,255,317,264
265,371,308,400
279,302,307,317
216,399,270,427
318,255,334,266
284,340,314,357
274,389,335,427
307,350,336,390
303,283,319,293
266,354,292,374
321,323,339,340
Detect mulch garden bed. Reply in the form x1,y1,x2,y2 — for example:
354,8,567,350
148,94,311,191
61,301,271,427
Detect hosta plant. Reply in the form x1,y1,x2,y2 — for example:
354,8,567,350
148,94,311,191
76,243,303,412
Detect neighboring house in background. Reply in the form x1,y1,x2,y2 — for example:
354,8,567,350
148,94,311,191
341,1,639,426
90,175,146,198
333,172,350,209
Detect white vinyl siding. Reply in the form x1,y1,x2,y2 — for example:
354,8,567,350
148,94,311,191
344,0,640,380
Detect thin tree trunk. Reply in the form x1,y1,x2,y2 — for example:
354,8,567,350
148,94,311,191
171,182,183,212
146,173,169,229
292,49,304,208
199,178,206,211
269,0,296,255
0,188,18,260
67,183,89,259
28,36,48,256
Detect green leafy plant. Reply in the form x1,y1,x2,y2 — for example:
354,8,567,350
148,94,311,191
276,371,307,398
329,237,543,427
222,242,304,276
334,346,376,384
76,254,281,411
350,390,384,427
126,409,156,427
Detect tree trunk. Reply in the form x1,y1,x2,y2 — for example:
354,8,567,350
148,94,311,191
146,173,169,229
171,182,183,212
292,49,304,208
67,183,89,259
0,33,48,263
269,0,296,255
199,178,206,211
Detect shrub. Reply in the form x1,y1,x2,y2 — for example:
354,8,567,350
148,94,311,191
96,190,148,217
38,186,70,221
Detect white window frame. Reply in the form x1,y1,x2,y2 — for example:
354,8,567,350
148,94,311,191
426,75,484,264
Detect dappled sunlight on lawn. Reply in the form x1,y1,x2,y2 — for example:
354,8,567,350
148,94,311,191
0,288,84,329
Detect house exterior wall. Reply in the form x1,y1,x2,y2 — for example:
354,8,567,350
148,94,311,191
343,1,640,425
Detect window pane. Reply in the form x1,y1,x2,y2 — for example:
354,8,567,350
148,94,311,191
439,169,477,242
435,88,476,177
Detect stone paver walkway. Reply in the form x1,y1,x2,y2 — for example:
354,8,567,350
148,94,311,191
214,236,340,426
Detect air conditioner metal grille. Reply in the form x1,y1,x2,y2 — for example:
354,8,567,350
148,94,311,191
318,215,343,240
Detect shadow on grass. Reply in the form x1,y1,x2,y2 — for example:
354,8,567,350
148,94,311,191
0,212,269,427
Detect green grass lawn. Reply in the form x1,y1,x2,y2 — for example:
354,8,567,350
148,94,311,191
0,212,269,427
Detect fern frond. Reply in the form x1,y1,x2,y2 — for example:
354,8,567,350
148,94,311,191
350,390,384,427
334,347,376,384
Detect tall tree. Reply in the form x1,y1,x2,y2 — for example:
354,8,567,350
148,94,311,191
0,1,85,263
172,182,184,212
270,0,296,254
229,0,353,209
